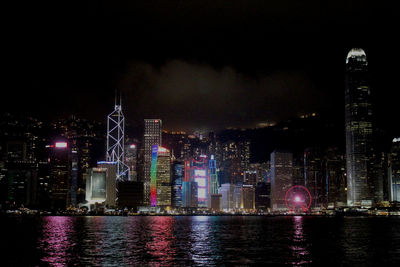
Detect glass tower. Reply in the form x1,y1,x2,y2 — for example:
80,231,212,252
345,48,374,207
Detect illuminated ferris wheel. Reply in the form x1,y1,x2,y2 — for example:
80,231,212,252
285,185,312,212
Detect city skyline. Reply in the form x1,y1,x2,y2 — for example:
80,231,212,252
3,2,400,266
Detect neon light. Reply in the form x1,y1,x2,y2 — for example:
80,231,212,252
97,161,117,165
158,147,167,153
55,142,67,148
285,185,312,212
194,169,206,177
195,178,206,187
150,145,158,207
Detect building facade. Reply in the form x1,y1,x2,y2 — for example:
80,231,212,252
270,150,293,211
144,119,162,205
345,48,374,207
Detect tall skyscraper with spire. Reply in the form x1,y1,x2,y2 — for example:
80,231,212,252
106,92,129,181
345,48,374,207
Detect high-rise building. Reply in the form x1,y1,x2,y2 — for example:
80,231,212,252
97,161,117,207
182,181,198,208
270,150,293,211
242,185,255,210
85,167,107,204
325,147,347,207
345,48,374,207
304,148,325,208
106,100,129,181
49,141,70,210
144,119,162,205
219,183,235,210
255,182,270,211
389,138,400,202
208,155,220,209
150,145,171,207
233,184,243,209
172,160,184,208
125,143,138,181
117,180,143,210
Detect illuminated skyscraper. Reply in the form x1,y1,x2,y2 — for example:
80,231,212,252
125,143,138,181
97,161,117,207
144,119,162,205
85,167,107,204
49,141,70,210
150,145,171,207
106,98,129,181
172,160,184,208
345,48,374,207
209,155,219,194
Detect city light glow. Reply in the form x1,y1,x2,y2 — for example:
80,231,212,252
55,142,67,148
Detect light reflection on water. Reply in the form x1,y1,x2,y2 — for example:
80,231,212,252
3,216,400,266
289,216,311,265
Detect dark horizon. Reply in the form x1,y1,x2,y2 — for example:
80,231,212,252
3,1,399,133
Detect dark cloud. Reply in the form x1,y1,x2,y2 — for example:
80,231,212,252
121,60,325,131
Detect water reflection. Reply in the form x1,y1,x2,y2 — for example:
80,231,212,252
145,216,177,266
38,216,75,266
190,216,217,265
289,216,312,265
4,216,399,266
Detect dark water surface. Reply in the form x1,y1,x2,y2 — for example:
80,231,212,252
1,216,400,266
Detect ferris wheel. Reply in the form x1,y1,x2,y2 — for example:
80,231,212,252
285,185,312,212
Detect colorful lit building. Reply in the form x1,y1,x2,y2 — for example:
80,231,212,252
150,145,171,207
144,119,162,205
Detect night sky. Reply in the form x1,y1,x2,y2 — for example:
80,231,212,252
4,1,399,133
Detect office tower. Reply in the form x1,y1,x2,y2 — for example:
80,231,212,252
117,180,143,210
325,147,347,207
270,150,293,211
242,185,255,210
49,141,70,210
208,155,220,209
97,161,117,207
304,148,325,208
85,167,107,204
233,184,243,209
144,119,162,205
210,194,222,211
4,161,38,208
255,182,270,211
172,160,184,208
345,48,374,207
70,149,78,207
219,183,235,210
192,155,209,207
389,138,400,201
182,181,198,208
150,145,171,207
106,99,129,181
292,155,305,186
209,155,219,194
182,155,210,207
125,143,138,181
